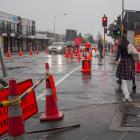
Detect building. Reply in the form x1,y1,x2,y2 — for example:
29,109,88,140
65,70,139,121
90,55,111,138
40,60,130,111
37,31,65,43
123,10,140,46
65,29,77,42
35,33,47,50
0,11,67,53
0,11,38,52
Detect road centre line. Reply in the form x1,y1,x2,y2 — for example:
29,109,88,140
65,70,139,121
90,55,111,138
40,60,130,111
36,65,81,101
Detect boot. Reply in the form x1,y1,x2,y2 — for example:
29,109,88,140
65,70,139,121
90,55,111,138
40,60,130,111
132,85,136,93
116,79,122,85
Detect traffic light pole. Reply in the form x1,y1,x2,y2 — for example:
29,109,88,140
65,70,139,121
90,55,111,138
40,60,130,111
102,14,107,67
103,28,106,67
103,28,106,56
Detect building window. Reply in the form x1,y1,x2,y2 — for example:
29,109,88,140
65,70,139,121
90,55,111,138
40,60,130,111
23,25,28,36
11,23,15,33
4,21,7,33
7,22,11,33
12,38,18,52
15,24,17,34
0,20,3,32
28,26,32,35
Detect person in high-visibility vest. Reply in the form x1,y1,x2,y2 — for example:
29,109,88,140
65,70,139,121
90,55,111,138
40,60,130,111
84,42,92,60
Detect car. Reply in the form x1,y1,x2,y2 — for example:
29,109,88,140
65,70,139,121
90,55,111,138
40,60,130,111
48,42,65,54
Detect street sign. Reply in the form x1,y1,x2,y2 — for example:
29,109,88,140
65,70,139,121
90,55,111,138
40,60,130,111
0,79,38,136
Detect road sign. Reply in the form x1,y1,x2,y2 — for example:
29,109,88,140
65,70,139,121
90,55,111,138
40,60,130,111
0,79,38,136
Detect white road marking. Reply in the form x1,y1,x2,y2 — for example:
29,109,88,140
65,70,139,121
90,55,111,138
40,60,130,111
36,65,81,101
117,132,128,140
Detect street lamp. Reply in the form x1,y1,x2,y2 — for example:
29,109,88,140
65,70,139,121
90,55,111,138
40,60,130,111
54,13,67,42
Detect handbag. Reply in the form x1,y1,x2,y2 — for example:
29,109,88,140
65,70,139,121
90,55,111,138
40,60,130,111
127,43,137,54
127,43,140,62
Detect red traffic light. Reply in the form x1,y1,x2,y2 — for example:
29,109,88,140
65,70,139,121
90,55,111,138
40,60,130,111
103,17,107,21
102,15,107,27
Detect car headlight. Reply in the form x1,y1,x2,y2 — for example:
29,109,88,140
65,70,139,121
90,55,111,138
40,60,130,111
58,46,62,50
48,47,51,49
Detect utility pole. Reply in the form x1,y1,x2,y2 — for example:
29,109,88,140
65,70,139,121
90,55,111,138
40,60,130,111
54,16,56,42
53,14,67,42
121,0,124,35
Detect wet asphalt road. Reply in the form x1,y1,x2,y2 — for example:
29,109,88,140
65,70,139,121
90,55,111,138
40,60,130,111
1,52,140,140
3,52,119,110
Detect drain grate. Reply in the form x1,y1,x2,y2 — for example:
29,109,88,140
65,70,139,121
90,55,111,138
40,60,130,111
123,106,140,127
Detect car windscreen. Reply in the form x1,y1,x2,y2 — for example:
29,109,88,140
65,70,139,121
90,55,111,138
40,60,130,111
52,43,63,46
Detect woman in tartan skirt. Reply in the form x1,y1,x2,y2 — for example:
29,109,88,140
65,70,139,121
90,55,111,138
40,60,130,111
116,35,136,101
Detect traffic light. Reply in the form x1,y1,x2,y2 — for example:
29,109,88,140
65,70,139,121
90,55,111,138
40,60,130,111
102,15,107,27
113,29,121,37
116,16,121,24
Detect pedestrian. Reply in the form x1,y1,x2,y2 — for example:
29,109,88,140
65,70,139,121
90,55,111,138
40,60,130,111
107,42,111,53
116,35,136,102
97,39,103,65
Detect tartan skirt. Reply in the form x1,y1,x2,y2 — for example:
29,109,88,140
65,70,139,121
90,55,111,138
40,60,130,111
116,57,135,80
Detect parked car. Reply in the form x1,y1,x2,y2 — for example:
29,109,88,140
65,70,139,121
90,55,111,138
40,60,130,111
48,42,65,54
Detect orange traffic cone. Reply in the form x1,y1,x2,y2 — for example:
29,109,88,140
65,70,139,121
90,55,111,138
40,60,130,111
36,47,39,55
87,53,92,61
77,50,81,62
19,47,23,57
30,47,33,56
69,50,73,58
8,78,26,139
81,60,91,74
40,63,64,121
7,47,11,61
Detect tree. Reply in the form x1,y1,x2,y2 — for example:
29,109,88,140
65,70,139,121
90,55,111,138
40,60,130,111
108,15,122,39
83,33,95,43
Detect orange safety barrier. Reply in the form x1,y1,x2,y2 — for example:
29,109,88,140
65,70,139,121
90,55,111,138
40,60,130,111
135,49,140,73
7,47,11,61
29,47,33,56
19,47,23,57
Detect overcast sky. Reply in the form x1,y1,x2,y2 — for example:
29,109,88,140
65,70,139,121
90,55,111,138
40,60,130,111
0,0,140,38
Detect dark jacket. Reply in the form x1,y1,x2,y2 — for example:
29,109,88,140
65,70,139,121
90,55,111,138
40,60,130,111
116,43,132,61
